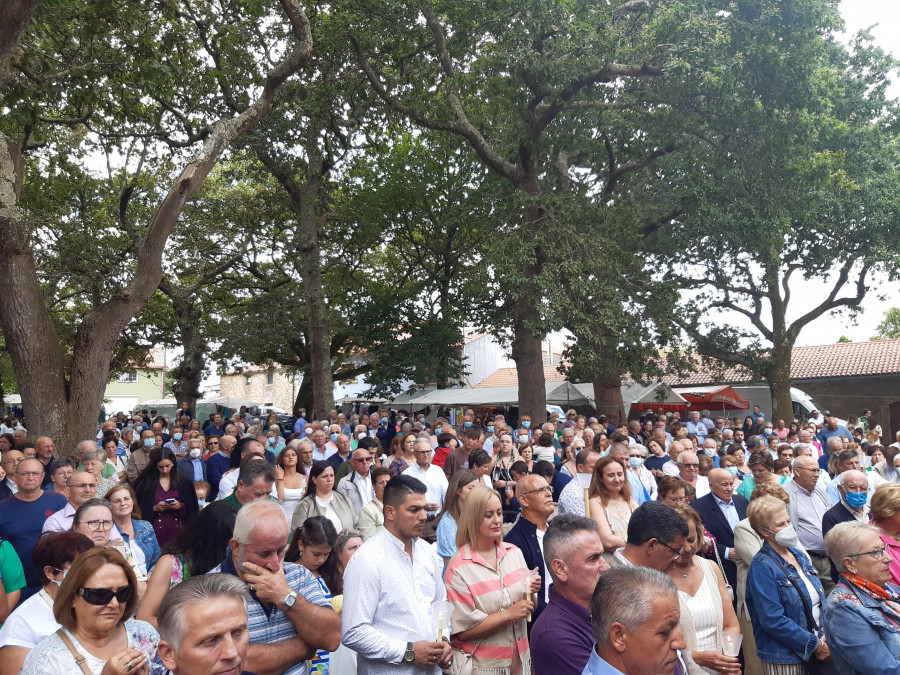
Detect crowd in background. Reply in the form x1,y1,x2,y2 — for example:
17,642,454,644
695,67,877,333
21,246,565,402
0,401,897,674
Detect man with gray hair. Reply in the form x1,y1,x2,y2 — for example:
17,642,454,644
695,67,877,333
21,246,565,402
337,446,377,518
158,573,251,675
209,500,340,675
531,514,608,675
583,567,685,675
818,434,845,473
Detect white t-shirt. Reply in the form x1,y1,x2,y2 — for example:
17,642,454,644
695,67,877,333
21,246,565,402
316,495,344,534
533,446,556,464
0,588,58,649
535,528,550,604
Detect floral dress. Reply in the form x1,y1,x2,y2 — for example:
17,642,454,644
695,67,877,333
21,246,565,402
308,576,332,674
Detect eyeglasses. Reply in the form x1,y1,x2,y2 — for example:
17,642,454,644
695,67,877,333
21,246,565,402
847,546,888,560
657,540,685,560
679,463,699,468
353,457,372,463
83,519,113,531
78,585,133,606
70,482,98,490
521,486,552,497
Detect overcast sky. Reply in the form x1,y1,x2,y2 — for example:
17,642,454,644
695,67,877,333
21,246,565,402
741,2,900,346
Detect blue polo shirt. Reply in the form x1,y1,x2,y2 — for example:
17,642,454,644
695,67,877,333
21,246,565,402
210,554,333,675
0,491,67,596
532,585,594,675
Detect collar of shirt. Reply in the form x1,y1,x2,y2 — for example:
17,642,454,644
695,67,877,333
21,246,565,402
713,494,734,509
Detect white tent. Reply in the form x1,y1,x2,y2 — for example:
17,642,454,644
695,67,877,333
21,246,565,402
391,382,594,408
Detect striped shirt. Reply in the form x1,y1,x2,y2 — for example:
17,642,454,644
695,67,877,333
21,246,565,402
445,542,532,674
210,555,332,675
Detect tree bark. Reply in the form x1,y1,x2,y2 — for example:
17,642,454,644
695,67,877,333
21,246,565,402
255,139,334,422
767,341,794,423
294,366,314,418
592,373,625,423
169,303,206,414
511,313,546,423
0,0,312,453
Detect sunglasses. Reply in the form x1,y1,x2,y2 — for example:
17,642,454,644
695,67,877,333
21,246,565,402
78,585,133,606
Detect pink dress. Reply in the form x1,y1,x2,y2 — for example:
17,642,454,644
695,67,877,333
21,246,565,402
881,534,900,587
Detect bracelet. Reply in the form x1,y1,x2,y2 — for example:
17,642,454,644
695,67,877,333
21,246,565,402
502,608,510,624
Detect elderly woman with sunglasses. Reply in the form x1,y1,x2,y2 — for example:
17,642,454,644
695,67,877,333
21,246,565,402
22,547,166,675
823,521,900,674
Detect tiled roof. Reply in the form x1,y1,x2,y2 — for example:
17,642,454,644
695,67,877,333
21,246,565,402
473,339,900,388
476,365,568,387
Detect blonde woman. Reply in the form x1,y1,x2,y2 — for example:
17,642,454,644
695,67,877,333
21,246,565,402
589,456,638,566
444,486,537,674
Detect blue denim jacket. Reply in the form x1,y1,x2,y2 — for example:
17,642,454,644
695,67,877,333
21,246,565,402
121,519,161,570
823,579,900,674
746,542,824,664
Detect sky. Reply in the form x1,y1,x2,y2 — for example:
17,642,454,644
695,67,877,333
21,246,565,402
797,1,900,345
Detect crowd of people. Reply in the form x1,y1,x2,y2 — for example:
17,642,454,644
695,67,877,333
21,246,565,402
0,402,898,674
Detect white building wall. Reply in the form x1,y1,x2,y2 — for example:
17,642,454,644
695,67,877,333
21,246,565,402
463,335,514,387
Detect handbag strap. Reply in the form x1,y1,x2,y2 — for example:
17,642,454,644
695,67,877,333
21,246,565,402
711,538,732,588
56,629,93,675
758,546,819,632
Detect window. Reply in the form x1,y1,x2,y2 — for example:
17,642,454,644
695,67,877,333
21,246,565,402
266,373,274,385
117,371,138,383
244,375,251,386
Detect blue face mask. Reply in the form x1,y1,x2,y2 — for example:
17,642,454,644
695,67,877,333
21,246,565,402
629,457,643,468
725,466,739,477
464,421,472,428
330,433,339,442
522,421,531,429
268,437,277,445
143,438,155,448
844,491,868,509
487,426,494,434
173,433,183,441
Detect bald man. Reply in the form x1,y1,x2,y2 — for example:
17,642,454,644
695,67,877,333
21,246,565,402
505,474,555,625
690,468,749,597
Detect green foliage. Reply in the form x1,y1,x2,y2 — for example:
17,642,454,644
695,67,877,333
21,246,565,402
872,309,900,341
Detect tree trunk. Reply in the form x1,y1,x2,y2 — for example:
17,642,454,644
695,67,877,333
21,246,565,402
768,341,794,423
592,373,625,423
170,304,206,414
296,175,334,422
0,1,312,454
294,366,314,418
511,314,546,423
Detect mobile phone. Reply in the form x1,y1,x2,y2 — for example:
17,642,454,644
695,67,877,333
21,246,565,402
165,498,176,503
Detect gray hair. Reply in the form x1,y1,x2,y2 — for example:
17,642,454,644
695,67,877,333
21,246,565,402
237,457,277,488
827,436,844,452
334,529,362,554
746,435,765,450
269,424,280,433
544,514,598,583
414,437,432,453
632,444,649,458
158,573,249,650
77,439,98,454
73,498,113,526
793,443,812,456
232,500,287,545
590,567,677,644
80,447,105,464
825,521,882,573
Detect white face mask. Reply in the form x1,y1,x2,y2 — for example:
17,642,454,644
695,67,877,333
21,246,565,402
765,524,800,548
518,435,529,444
189,449,202,460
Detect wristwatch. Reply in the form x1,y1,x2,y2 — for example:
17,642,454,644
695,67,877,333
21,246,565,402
282,591,298,610
404,642,415,663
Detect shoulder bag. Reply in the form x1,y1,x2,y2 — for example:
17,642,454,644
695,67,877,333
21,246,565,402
56,628,93,675
711,540,735,602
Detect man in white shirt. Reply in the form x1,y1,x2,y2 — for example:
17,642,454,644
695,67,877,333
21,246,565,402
403,439,449,520
342,474,451,673
662,440,685,477
337,448,376,517
311,429,336,462
676,451,710,498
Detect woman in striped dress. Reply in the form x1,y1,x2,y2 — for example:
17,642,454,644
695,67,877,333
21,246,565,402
444,486,538,675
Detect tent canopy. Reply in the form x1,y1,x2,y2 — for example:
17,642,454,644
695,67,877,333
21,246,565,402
626,383,688,412
673,385,749,410
393,382,594,409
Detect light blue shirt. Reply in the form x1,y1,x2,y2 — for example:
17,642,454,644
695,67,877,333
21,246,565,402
627,471,648,505
713,494,740,530
190,459,204,482
582,647,626,675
